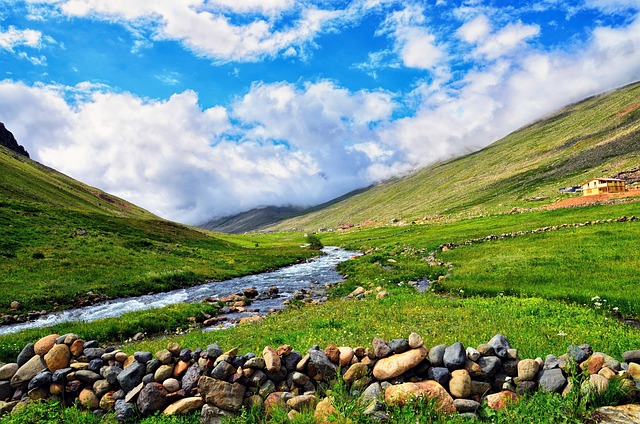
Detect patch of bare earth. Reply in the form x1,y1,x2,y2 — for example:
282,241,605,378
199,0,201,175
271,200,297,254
544,188,640,210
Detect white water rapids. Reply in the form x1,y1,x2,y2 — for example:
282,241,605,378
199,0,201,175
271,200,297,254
0,246,360,336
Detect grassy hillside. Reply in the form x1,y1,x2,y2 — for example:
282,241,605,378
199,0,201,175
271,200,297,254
0,146,314,319
269,81,640,231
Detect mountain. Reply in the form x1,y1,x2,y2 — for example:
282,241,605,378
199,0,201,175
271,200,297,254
264,81,640,232
0,122,29,158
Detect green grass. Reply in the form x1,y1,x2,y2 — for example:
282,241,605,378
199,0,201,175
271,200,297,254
439,221,640,317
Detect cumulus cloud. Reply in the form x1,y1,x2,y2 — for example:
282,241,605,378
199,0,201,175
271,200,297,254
26,0,340,61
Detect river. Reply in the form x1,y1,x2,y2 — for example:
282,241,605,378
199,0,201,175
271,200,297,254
0,246,360,336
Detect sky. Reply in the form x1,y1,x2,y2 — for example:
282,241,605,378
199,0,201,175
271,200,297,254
1,1,639,225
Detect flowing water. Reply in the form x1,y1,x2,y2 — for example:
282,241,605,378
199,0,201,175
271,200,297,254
0,246,360,336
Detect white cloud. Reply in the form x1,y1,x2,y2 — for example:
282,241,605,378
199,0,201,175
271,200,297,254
457,15,490,43
0,25,42,51
26,0,341,62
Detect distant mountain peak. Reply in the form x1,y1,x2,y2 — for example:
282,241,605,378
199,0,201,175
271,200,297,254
0,122,29,158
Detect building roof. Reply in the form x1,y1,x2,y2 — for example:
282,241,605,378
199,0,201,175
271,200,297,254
581,177,625,185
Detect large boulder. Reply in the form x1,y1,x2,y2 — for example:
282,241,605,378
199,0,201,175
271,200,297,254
117,361,146,393
384,380,456,414
11,355,46,388
137,382,169,415
372,347,427,380
198,376,246,412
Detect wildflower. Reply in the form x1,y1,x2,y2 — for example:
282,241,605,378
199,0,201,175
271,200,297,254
557,330,567,336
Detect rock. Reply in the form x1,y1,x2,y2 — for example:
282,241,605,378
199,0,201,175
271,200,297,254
0,363,19,380
163,378,180,393
42,343,71,373
454,398,480,413
517,359,540,381
125,382,144,403
198,376,246,412
599,367,616,380
502,359,519,377
206,344,223,361
389,339,410,354
487,334,511,359
308,350,337,380
466,347,480,362
443,342,466,370
134,352,153,364
427,367,450,387
408,333,424,349
84,348,105,360
465,360,482,377
449,369,471,399
200,403,238,424
592,404,640,424
244,357,265,369
538,368,566,393
470,380,492,396
156,349,173,364
17,344,36,368
544,354,560,370
343,363,370,384
372,346,427,380
476,344,494,356
137,382,169,415
517,380,537,394
34,334,59,356
99,391,116,411
78,388,99,410
27,370,52,391
428,344,446,367
622,350,640,364
325,344,340,363
115,399,136,422
101,366,122,386
372,338,391,358
263,346,281,373
11,355,46,388
287,394,317,411
117,361,146,393
282,351,302,372
154,364,174,383
485,390,518,410
93,379,110,397
75,370,102,384
291,371,310,386
167,342,182,357
211,361,235,381
0,381,14,400
384,380,456,414
581,354,604,375
51,367,73,384
338,347,354,367
181,364,203,395
259,379,276,398
314,397,338,424
568,345,589,363
163,396,203,416
70,340,84,357
361,382,383,404
582,374,609,395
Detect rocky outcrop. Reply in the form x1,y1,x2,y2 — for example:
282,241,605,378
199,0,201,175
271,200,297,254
0,123,29,158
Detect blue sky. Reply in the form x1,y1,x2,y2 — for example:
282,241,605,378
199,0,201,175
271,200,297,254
1,0,639,224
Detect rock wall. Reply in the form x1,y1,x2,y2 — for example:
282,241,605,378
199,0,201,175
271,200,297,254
0,332,639,422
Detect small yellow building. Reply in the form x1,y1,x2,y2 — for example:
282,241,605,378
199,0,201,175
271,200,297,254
581,178,626,196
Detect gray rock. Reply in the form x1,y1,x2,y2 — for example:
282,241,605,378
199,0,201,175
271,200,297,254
427,367,450,387
101,366,122,386
27,370,52,391
88,359,103,373
0,380,13,400
389,339,409,354
142,373,154,384
200,404,237,424
16,344,35,367
75,370,102,384
181,363,203,395
372,338,391,358
282,351,302,372
83,340,99,349
212,361,236,381
84,348,105,360
198,376,246,412
179,348,192,362
454,398,480,413
244,357,266,369
361,382,383,403
443,342,466,370
428,345,446,367
488,334,511,358
502,359,519,377
466,347,481,362
470,380,492,396
459,412,479,420
538,368,567,393
51,367,73,384
544,354,560,370
134,352,153,364
568,345,589,363
11,355,46,388
477,356,501,377
114,399,136,422
207,344,223,361
250,370,268,387
136,382,168,415
259,380,276,397
517,380,537,394
308,350,337,379
116,361,146,393
145,359,161,375
622,350,640,364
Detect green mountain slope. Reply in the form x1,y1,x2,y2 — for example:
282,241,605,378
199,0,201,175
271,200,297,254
0,143,312,319
269,81,640,231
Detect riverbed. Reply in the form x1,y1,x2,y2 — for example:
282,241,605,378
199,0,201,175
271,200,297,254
0,246,359,336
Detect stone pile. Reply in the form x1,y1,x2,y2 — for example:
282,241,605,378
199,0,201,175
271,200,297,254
0,332,639,422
